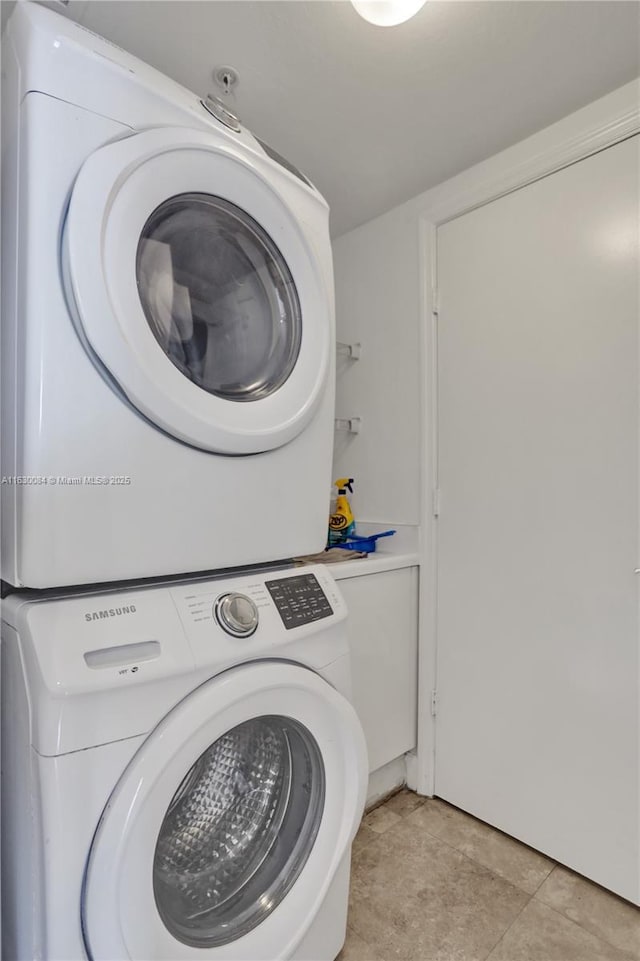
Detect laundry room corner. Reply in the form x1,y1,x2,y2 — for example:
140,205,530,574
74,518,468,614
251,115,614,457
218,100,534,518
2,1,639,959
330,201,423,804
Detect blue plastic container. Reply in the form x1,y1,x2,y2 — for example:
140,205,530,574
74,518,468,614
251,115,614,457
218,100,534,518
335,530,396,553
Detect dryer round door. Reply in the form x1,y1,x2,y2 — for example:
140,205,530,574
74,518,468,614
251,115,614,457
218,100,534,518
82,662,367,961
63,128,331,454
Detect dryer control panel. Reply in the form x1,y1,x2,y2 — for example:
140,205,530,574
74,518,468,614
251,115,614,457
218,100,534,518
265,573,333,630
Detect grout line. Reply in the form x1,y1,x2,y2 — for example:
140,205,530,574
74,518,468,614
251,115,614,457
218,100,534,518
397,812,543,898
432,796,560,863
356,796,537,961
481,894,534,961
353,796,637,961
529,900,637,959
357,798,546,914
530,860,557,896
533,880,639,960
406,798,558,898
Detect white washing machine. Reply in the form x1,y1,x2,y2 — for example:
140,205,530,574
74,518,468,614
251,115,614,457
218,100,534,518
1,2,336,589
1,564,367,961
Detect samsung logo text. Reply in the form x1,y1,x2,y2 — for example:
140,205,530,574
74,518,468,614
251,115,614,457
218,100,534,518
84,605,137,622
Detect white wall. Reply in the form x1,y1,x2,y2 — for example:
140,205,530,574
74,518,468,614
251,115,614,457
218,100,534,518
332,203,421,526
331,80,640,533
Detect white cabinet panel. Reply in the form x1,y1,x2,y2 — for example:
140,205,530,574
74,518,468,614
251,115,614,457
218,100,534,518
339,567,418,772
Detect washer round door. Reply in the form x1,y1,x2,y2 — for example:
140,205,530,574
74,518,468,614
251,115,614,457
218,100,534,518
82,662,367,961
63,128,331,454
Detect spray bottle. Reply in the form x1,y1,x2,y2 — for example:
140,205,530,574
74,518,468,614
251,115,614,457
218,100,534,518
328,478,355,546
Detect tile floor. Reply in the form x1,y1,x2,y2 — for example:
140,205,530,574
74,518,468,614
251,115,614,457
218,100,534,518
338,790,640,961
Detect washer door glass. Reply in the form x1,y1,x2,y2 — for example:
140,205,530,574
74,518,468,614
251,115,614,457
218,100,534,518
137,194,302,402
153,715,325,948
81,661,367,961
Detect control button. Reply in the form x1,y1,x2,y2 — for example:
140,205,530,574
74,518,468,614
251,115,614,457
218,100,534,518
214,593,259,638
201,94,241,132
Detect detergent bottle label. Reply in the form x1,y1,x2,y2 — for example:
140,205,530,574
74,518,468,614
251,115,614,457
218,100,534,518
329,513,350,532
328,514,355,546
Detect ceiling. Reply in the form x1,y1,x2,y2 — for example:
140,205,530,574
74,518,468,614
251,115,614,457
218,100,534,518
7,1,640,236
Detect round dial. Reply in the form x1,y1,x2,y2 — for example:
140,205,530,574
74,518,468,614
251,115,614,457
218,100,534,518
201,95,241,132
214,593,259,637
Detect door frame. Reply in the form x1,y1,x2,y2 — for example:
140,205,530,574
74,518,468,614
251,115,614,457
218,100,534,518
411,79,640,796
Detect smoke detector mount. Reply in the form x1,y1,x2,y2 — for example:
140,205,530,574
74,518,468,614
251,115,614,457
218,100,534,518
213,66,240,96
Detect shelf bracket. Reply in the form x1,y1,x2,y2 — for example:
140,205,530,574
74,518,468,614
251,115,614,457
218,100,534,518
334,417,362,434
336,341,362,360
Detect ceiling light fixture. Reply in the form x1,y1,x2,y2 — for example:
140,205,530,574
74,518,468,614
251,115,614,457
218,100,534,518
351,0,428,27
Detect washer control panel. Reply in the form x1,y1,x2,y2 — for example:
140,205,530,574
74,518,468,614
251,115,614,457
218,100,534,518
214,592,259,638
265,573,333,631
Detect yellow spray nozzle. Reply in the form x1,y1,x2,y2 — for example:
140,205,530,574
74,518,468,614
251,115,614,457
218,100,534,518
334,477,354,493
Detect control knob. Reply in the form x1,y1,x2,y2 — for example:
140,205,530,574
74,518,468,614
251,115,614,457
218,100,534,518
201,94,241,132
214,592,259,637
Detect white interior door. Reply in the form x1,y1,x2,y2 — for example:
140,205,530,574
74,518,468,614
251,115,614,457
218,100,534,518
434,135,639,903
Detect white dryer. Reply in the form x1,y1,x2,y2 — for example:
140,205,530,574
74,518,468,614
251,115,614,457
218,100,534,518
1,2,335,588
1,565,367,961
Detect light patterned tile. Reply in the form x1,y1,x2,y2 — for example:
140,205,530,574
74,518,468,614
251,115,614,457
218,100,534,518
352,822,378,856
536,866,640,959
382,789,425,819
363,804,403,835
486,899,632,961
407,801,554,894
404,797,452,837
349,818,529,960
337,927,382,961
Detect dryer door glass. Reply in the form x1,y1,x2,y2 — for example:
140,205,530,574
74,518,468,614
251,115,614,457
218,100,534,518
137,194,302,402
152,715,325,947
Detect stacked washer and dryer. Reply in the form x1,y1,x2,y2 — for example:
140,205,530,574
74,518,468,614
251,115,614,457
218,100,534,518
0,4,368,960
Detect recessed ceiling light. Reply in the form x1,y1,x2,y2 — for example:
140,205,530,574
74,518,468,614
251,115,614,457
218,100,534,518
351,0,428,27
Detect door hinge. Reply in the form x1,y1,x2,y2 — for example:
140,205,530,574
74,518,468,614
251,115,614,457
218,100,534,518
432,488,441,517
431,690,438,716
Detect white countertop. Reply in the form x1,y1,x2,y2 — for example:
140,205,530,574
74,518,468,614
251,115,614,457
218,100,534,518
329,551,419,580
298,523,420,580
